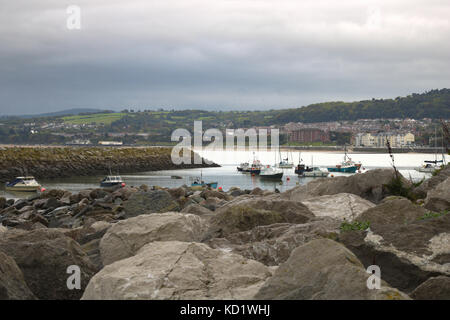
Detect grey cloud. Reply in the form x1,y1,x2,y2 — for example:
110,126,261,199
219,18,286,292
0,0,449,114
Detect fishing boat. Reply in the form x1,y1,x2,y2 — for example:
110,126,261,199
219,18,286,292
303,167,330,178
327,146,361,173
191,172,218,189
259,165,283,179
100,175,125,188
237,162,249,172
5,176,42,192
294,153,313,175
191,178,218,189
247,160,262,174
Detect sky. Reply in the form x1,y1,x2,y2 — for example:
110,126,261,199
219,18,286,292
0,0,449,115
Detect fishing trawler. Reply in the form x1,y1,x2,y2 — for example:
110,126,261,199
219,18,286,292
327,146,361,173
5,176,42,192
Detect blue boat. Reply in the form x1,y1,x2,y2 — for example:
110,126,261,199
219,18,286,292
191,172,218,189
327,146,361,173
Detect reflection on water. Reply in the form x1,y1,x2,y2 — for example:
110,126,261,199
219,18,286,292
0,150,442,200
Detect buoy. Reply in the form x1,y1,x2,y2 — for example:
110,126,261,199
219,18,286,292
331,174,334,178
40,188,46,192
121,183,126,187
218,187,223,191
287,177,290,181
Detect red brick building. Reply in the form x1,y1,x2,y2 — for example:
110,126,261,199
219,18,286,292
289,128,330,143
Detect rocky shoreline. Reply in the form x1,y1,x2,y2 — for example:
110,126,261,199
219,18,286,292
0,146,218,182
0,166,449,300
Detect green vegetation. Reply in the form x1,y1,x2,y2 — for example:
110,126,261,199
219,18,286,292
340,221,371,232
63,113,129,125
384,175,417,201
419,210,449,221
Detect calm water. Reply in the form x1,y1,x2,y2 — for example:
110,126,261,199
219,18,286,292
1,150,446,199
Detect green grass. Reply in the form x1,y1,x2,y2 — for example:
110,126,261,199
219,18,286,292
340,221,371,232
62,113,128,125
419,210,449,221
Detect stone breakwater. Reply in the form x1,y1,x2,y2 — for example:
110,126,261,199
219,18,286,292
0,146,218,182
0,166,449,300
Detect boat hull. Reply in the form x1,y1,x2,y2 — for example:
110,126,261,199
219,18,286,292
260,172,283,180
100,182,123,188
302,172,329,178
5,185,41,192
327,166,358,173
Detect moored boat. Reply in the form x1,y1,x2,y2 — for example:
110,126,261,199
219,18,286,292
327,146,361,173
237,162,249,172
100,175,125,188
302,167,329,178
5,176,42,192
259,165,283,179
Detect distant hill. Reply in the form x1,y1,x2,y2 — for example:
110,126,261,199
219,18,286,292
270,89,450,124
9,108,110,119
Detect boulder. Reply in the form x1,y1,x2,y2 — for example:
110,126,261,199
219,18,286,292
338,213,450,293
281,169,410,203
0,228,97,300
207,198,314,237
413,165,450,199
122,190,180,218
356,197,428,233
207,217,340,266
301,193,375,221
0,251,36,300
181,203,214,217
254,239,409,300
424,177,450,213
200,189,230,201
82,241,272,300
100,212,208,265
411,276,450,300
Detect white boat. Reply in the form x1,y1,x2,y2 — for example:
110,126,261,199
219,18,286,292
415,128,446,173
303,167,330,178
275,148,294,169
259,165,284,179
5,176,42,192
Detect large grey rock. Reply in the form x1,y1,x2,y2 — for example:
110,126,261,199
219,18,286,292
339,213,450,293
0,251,36,300
301,193,375,221
207,217,341,266
181,203,214,217
411,276,450,300
255,239,409,300
413,165,450,199
122,190,180,218
100,212,208,265
356,197,428,233
281,169,410,203
207,198,314,237
83,241,272,300
0,228,97,300
425,177,450,213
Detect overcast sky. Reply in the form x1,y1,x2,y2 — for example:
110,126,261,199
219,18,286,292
1,0,449,115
